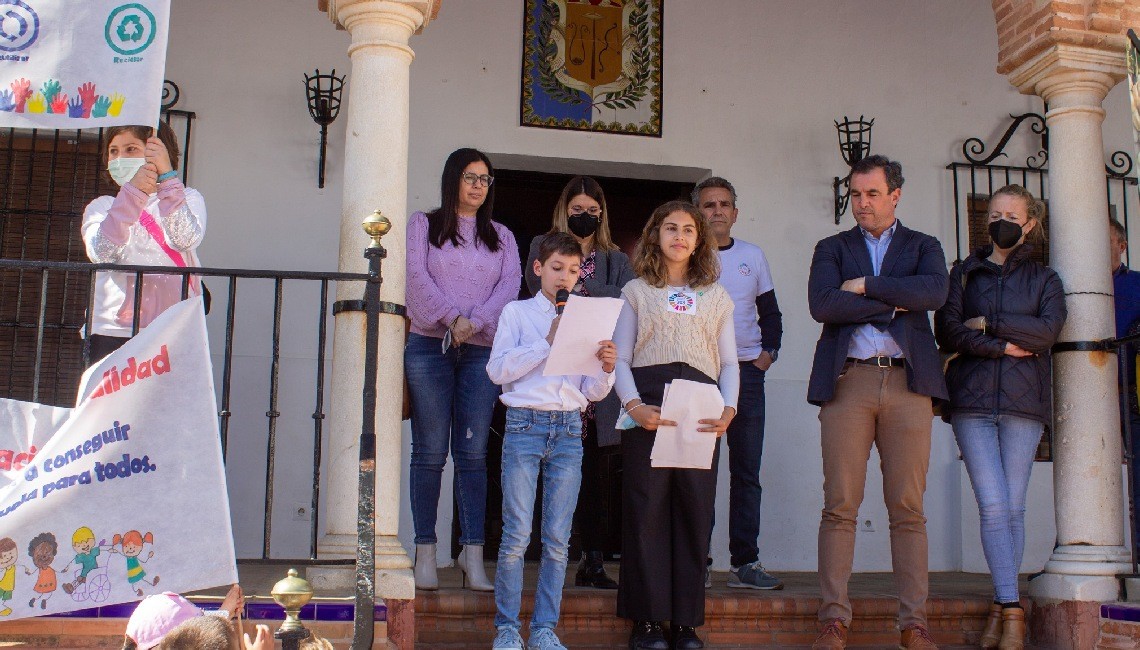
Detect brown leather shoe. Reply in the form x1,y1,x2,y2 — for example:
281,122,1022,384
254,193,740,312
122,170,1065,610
899,624,938,649
811,618,848,649
998,607,1026,650
980,604,1002,649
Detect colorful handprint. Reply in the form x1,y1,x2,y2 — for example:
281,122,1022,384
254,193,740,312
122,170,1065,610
67,96,83,118
40,80,61,107
10,78,31,113
50,93,68,115
76,82,97,119
91,95,111,119
26,92,45,114
107,93,125,117
0,90,13,112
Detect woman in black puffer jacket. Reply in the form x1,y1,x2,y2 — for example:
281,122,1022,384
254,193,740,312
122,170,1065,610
934,184,1066,650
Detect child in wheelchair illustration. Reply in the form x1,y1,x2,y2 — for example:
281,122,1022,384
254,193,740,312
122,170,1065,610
62,527,113,603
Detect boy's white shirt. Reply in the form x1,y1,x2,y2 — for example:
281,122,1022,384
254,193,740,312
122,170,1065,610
487,294,614,410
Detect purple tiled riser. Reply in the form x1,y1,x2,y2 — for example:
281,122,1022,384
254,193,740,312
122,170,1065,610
1102,603,1140,623
46,600,386,622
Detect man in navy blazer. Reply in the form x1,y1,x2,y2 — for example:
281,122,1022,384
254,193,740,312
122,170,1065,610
805,156,948,650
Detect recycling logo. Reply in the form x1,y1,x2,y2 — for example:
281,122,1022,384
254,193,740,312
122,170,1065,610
104,3,156,56
0,0,39,53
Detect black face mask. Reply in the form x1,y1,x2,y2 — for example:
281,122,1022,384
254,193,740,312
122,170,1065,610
567,212,599,238
989,219,1023,249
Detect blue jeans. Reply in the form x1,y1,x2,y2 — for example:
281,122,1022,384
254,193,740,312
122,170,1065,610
952,413,1043,603
494,408,584,631
405,332,500,545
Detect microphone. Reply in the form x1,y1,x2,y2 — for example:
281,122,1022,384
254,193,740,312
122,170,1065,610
555,289,569,315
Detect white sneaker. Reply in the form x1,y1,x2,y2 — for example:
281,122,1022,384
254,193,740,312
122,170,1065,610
493,626,524,650
527,627,567,650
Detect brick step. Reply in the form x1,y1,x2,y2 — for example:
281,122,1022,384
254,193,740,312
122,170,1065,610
421,643,1044,647
416,570,1018,649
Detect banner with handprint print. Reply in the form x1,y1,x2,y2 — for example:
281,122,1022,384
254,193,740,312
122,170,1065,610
0,298,237,621
0,0,169,129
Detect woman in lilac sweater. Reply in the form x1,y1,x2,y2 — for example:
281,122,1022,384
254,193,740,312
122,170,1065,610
405,148,521,592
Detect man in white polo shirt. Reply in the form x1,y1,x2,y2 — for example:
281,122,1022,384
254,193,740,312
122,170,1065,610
694,177,783,590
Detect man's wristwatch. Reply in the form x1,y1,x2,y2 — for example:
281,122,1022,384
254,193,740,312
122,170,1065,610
762,348,778,362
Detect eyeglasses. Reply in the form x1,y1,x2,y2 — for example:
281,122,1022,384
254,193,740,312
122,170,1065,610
569,207,602,218
461,172,495,187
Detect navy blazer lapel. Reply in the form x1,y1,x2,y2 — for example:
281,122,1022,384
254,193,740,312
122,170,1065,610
880,222,912,277
843,227,874,278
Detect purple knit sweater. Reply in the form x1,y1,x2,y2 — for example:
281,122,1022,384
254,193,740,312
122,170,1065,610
406,211,521,348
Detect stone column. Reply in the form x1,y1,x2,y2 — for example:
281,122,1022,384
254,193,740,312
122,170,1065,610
1009,44,1129,647
309,0,437,620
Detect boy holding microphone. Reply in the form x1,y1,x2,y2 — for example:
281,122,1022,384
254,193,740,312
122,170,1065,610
487,232,618,650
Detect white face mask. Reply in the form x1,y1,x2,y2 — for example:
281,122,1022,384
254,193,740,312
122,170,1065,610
107,157,146,186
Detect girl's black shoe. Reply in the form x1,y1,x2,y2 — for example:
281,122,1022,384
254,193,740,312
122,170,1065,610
575,551,618,589
629,620,668,650
672,625,704,649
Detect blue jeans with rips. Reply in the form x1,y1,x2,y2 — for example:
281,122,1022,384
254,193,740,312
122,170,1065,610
952,412,1043,603
494,408,584,631
405,332,500,546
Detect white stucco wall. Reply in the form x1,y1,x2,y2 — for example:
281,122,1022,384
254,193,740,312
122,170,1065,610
165,0,1138,570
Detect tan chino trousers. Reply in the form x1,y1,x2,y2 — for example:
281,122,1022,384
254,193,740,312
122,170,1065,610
817,362,933,629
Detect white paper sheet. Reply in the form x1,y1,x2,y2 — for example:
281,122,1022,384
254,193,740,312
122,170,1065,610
543,294,624,377
650,379,724,469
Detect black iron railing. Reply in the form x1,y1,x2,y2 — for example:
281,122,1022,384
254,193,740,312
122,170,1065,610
0,257,371,567
947,110,1138,265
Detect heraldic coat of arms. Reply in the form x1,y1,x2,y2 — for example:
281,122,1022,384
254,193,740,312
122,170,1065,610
522,0,662,136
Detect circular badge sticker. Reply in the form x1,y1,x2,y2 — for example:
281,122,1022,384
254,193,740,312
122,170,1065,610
105,3,157,56
667,291,695,313
738,262,752,276
0,0,40,53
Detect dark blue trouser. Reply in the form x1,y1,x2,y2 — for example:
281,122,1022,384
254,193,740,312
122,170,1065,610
723,361,767,567
1127,407,1140,555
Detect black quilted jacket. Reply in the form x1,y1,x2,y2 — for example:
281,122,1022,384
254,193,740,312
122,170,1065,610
934,245,1067,424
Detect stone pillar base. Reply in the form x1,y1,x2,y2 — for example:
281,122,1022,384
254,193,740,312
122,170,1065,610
1043,544,1133,577
1030,572,1122,602
311,532,415,598
1028,599,1101,650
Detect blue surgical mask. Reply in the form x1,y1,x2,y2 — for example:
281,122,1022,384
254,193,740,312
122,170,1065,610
107,157,146,186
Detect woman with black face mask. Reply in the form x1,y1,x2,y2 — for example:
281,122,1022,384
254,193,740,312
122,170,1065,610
934,184,1066,650
524,175,635,589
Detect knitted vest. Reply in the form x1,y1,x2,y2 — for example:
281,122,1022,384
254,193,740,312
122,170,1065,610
622,278,733,381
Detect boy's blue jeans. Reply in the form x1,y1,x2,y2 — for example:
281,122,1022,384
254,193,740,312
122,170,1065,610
952,412,1043,603
494,407,584,631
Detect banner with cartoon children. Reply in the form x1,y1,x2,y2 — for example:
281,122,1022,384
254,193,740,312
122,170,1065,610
0,0,170,129
0,297,236,620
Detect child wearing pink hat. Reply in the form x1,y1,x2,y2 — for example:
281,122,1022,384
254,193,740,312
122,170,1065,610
122,585,243,650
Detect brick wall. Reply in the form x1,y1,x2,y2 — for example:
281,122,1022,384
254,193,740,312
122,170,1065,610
992,0,1137,74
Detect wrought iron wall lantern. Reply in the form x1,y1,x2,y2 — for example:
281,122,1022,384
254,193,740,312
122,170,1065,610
303,69,346,189
833,115,874,224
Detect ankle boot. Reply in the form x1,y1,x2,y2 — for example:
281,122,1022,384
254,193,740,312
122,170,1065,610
979,604,1002,649
414,543,438,591
575,551,618,589
998,607,1025,650
457,544,494,591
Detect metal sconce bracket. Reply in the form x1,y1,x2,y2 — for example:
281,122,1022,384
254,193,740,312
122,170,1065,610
304,69,346,189
833,115,874,224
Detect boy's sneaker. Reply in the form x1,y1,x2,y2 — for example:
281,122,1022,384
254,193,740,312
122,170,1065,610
493,626,524,650
727,561,784,590
527,627,567,650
